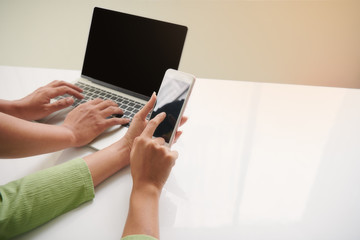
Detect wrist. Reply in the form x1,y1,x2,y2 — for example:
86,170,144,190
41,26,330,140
0,99,22,118
122,134,135,157
60,124,78,147
106,138,133,168
132,183,162,200
124,182,160,238
83,138,132,187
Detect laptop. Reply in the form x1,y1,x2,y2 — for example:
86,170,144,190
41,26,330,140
43,7,188,150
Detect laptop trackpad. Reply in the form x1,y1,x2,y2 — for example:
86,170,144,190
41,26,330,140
88,125,128,151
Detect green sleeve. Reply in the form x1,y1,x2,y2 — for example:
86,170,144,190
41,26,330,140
121,235,158,240
0,158,95,240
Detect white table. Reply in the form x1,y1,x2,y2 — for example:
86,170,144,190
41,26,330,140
1,66,360,240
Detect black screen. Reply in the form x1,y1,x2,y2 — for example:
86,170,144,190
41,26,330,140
150,74,191,143
81,7,188,99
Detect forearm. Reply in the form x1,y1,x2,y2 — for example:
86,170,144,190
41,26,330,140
83,139,131,187
122,185,161,239
0,112,75,158
0,158,94,239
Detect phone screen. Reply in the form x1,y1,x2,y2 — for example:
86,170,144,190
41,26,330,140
150,73,191,143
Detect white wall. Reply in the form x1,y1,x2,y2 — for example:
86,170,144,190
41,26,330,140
1,0,360,88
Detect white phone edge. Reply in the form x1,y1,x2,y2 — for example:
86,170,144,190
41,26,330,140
157,68,196,148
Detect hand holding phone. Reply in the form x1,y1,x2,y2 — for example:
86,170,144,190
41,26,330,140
149,69,195,147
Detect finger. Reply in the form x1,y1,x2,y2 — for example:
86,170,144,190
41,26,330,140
179,116,188,127
153,137,166,145
173,131,183,144
75,98,102,109
103,117,130,129
48,80,83,93
86,98,103,105
47,86,84,100
141,112,166,138
136,92,156,119
46,80,64,87
169,150,179,163
95,99,118,110
101,106,124,118
47,97,74,112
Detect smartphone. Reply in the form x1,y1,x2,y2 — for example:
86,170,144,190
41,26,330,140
149,69,195,147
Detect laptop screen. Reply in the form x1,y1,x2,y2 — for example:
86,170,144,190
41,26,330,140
81,7,188,99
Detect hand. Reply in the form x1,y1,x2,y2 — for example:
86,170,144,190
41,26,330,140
121,100,187,239
130,112,179,192
123,92,188,152
14,80,84,120
62,98,130,147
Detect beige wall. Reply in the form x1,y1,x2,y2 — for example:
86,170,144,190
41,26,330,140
1,0,359,88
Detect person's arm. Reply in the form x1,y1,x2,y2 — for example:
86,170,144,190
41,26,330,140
0,98,129,158
122,112,178,239
0,80,84,121
0,94,158,239
0,158,94,240
0,112,77,158
84,93,182,239
0,94,184,239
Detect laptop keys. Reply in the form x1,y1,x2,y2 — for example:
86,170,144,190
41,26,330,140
55,82,146,127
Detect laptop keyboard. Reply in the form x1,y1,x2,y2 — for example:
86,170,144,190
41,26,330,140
55,82,149,126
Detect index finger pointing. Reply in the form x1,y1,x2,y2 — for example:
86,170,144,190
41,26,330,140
137,92,156,120
141,112,166,138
